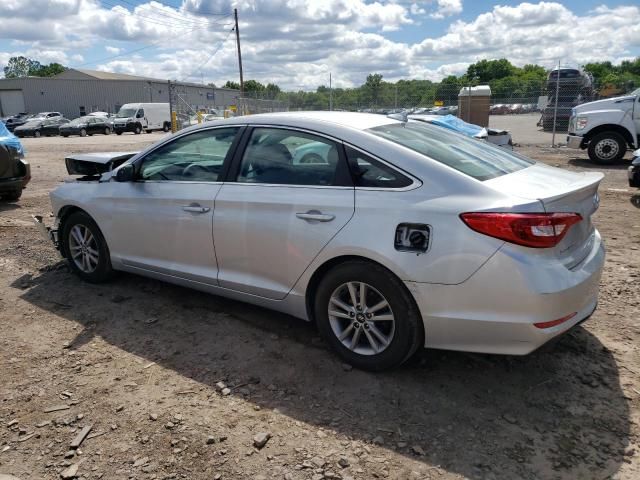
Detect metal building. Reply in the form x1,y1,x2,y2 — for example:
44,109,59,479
0,68,240,119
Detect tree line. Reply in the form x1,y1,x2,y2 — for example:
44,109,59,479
4,55,639,110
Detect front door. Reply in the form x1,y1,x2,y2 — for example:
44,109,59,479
214,127,355,299
104,127,241,284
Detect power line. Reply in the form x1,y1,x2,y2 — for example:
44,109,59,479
180,28,234,82
98,0,232,29
111,0,231,26
123,0,231,17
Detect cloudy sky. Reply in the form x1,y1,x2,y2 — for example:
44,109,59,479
1,0,639,89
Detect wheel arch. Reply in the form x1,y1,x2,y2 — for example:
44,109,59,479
304,254,420,326
57,206,104,257
583,124,635,148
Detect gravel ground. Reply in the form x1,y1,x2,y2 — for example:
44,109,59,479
0,132,639,480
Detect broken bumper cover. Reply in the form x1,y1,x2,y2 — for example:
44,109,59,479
32,215,59,249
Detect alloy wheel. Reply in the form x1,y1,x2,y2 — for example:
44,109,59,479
68,224,99,273
328,281,395,355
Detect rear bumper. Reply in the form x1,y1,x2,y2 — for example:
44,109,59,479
407,230,605,355
566,134,584,149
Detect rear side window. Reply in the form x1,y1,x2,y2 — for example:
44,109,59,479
345,146,412,188
367,122,533,181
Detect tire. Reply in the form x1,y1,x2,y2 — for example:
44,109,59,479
588,131,627,164
80,128,87,137
1,190,22,202
104,127,111,135
314,260,423,371
145,129,152,134
62,134,69,138
116,131,123,136
34,130,41,138
61,211,114,283
134,124,142,135
163,123,170,132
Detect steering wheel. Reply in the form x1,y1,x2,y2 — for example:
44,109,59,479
182,163,209,178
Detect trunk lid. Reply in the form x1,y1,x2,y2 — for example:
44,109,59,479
486,163,603,268
65,151,138,176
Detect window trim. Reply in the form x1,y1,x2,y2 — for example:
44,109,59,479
343,143,422,192
227,125,353,188
131,125,246,184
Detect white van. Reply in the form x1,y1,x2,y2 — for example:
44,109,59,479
113,103,170,135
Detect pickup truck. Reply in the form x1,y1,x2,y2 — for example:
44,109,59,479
566,88,640,164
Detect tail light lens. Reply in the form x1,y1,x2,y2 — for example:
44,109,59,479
460,212,582,248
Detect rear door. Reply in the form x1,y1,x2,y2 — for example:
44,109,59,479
213,126,355,299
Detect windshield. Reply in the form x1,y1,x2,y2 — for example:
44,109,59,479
116,108,137,118
367,122,533,181
69,117,91,125
630,88,640,97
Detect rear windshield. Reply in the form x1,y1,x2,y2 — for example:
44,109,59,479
367,122,533,181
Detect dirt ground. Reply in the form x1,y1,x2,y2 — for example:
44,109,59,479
1,130,639,480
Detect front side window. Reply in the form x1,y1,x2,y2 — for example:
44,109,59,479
237,128,341,186
368,122,533,181
139,127,239,182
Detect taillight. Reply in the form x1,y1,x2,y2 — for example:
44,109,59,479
460,212,582,248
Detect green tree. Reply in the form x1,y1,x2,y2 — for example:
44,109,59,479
35,62,66,77
223,80,240,90
365,73,383,106
244,79,265,92
466,59,515,83
3,56,41,78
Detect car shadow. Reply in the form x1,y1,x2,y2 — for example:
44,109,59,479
0,201,21,211
18,268,631,479
568,157,630,170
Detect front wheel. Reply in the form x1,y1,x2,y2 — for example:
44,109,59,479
104,127,111,135
314,261,423,371
34,130,41,138
134,124,142,134
80,128,87,137
61,211,114,283
116,131,123,135
588,131,627,164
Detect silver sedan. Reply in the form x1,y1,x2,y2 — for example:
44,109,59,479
39,112,605,370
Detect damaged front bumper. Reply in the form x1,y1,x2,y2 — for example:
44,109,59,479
32,215,59,250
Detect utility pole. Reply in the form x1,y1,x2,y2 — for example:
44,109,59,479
234,8,244,109
329,72,332,111
551,59,560,148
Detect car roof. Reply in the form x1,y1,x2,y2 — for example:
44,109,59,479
197,111,399,132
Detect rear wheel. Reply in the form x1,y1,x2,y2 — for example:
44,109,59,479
80,128,87,137
162,122,170,132
314,261,423,371
104,127,111,135
116,131,123,135
34,130,41,138
61,211,114,283
588,131,626,164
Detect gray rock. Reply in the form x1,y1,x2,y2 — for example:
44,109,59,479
337,457,350,468
411,445,425,456
60,463,79,479
253,432,272,449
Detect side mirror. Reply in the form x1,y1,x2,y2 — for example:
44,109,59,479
115,164,135,182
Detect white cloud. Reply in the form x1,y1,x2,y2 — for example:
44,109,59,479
0,1,638,88
430,0,463,19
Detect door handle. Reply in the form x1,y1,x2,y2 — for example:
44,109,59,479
182,205,210,213
296,211,335,222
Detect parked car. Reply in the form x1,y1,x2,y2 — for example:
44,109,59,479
34,112,604,371
183,113,222,128
3,113,34,132
0,121,30,201
629,149,640,188
14,117,70,137
60,116,112,137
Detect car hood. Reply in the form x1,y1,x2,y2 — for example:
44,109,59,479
65,152,138,176
573,95,635,114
